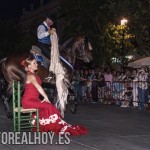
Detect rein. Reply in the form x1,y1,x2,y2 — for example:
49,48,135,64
59,56,74,70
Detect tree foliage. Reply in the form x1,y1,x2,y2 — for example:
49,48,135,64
58,0,150,66
0,0,149,64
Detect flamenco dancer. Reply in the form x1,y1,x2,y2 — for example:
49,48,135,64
21,57,87,135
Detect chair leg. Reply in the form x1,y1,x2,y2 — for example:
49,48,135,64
36,109,39,132
29,112,32,131
18,112,21,132
13,112,16,132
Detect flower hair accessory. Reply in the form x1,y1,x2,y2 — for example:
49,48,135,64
20,59,26,67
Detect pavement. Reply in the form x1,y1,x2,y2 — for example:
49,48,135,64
0,100,150,150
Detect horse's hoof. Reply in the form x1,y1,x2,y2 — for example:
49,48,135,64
7,112,13,119
70,108,76,114
74,101,78,106
70,104,77,114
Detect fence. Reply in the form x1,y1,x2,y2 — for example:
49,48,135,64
38,80,150,110
78,80,150,108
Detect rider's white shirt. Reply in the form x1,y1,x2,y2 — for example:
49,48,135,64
37,21,49,39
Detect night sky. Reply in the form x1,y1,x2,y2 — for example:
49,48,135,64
0,0,49,19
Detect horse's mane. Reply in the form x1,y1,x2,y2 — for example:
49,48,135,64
59,37,75,51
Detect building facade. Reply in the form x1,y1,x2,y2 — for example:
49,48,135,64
20,0,63,37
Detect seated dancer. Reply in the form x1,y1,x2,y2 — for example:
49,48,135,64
21,57,87,135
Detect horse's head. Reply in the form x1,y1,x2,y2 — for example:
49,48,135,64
59,35,93,67
74,35,93,63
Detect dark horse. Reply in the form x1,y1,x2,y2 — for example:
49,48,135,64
0,35,93,118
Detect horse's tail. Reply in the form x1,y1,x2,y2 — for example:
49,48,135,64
0,57,11,92
1,57,26,92
0,58,7,92
0,57,7,78
0,57,7,69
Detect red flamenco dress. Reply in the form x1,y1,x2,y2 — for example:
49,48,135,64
21,72,87,135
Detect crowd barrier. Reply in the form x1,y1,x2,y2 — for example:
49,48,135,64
78,80,150,107
42,80,150,108
1,78,148,108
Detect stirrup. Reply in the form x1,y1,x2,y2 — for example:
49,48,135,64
45,76,52,82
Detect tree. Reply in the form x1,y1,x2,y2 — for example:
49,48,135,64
58,0,149,67
128,0,150,55
58,0,115,65
104,24,135,63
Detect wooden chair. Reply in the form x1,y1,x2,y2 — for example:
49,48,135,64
12,81,39,132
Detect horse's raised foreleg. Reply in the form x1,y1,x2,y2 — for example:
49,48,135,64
1,88,12,119
0,79,12,118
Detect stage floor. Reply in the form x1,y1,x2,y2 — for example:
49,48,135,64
0,101,150,150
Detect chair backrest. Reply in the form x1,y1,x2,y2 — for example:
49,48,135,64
12,81,21,112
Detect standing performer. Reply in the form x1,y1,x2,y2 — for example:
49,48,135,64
21,57,87,135
37,14,55,60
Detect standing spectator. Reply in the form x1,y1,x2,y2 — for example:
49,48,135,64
137,68,149,111
86,70,94,101
72,70,82,101
104,68,113,89
112,71,126,106
91,69,99,103
147,67,150,102
112,70,117,81
81,70,89,101
97,71,106,103
131,69,139,107
80,70,86,101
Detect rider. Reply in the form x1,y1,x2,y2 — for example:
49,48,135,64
37,14,55,60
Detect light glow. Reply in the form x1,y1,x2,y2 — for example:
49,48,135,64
121,19,128,25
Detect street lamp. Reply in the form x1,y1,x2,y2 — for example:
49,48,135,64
120,19,128,67
121,19,128,26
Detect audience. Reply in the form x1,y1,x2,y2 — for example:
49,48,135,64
71,66,150,111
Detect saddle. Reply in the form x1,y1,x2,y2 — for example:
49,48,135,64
30,45,50,69
30,45,55,83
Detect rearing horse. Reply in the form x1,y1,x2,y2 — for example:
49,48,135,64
0,35,93,118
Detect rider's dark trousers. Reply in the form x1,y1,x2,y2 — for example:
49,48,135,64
37,42,51,59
